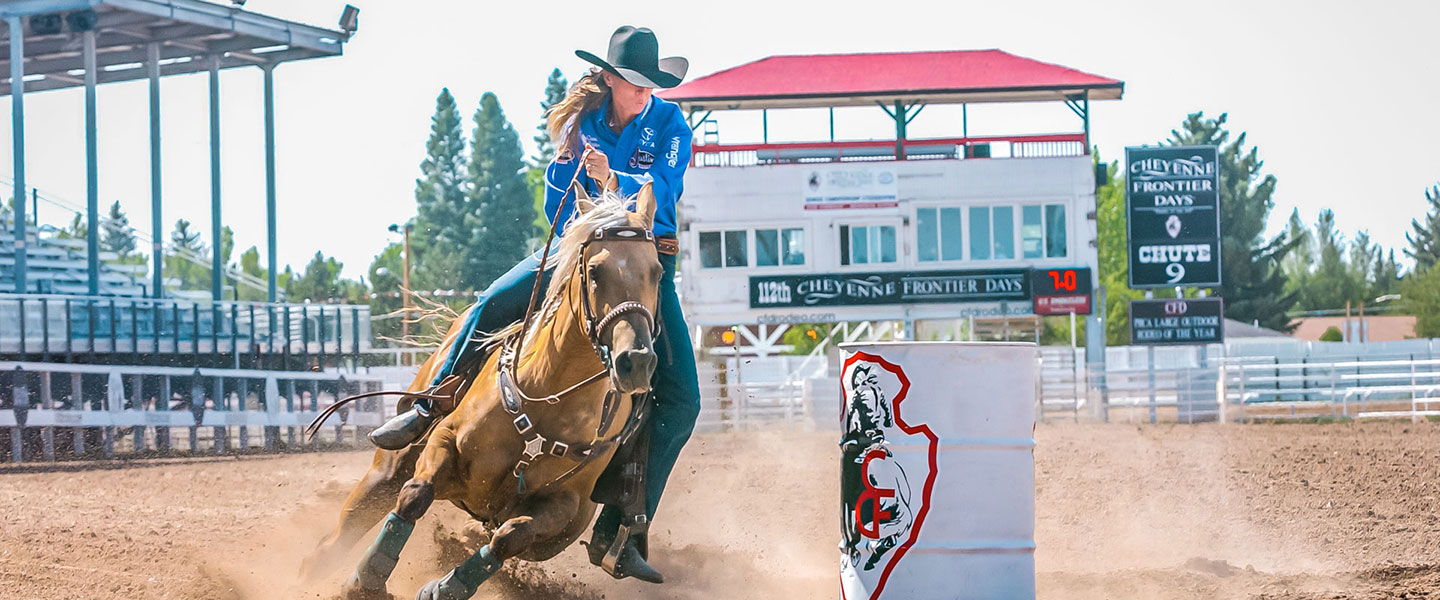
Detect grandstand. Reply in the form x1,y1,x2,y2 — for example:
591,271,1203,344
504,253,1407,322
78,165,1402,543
1,212,146,296
0,1,380,462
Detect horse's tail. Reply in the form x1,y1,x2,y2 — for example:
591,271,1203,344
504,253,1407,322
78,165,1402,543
303,305,476,441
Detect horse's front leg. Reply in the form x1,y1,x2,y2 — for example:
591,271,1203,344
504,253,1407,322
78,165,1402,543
416,490,582,600
342,431,458,600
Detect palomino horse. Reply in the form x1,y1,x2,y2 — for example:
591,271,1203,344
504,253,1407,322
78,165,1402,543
302,184,664,600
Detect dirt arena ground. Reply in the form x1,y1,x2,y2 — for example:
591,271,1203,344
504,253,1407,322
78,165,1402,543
1,422,1438,599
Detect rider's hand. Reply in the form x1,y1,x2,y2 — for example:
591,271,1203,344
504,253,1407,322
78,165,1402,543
583,144,614,189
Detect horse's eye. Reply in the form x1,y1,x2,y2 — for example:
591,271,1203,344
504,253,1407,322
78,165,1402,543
588,264,602,281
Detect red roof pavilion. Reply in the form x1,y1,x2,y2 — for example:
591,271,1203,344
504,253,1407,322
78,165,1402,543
660,49,1123,111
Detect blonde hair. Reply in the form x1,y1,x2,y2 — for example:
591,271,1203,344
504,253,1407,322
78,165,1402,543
546,68,610,158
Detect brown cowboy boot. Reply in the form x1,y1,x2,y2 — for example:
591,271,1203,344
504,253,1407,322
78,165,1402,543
369,375,465,450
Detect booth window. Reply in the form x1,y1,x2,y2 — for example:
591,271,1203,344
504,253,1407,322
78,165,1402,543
699,230,749,268
840,224,897,266
992,206,1015,259
1045,204,1067,258
1022,205,1044,258
968,207,991,260
917,207,964,262
724,230,748,267
970,205,1016,261
1022,204,1068,259
756,227,806,266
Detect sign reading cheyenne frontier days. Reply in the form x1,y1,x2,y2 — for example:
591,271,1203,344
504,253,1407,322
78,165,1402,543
1130,297,1225,345
803,166,899,210
749,269,1029,308
1126,145,1222,288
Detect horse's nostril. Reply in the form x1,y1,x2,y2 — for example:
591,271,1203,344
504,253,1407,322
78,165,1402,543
615,352,633,375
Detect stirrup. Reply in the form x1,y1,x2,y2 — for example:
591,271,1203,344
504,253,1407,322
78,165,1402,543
369,407,434,450
585,519,662,584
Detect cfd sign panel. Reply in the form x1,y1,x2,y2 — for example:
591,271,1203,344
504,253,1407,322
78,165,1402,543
1126,145,1222,288
1129,297,1225,346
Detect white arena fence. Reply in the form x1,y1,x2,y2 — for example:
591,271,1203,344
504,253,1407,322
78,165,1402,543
1,361,387,463
688,338,1440,431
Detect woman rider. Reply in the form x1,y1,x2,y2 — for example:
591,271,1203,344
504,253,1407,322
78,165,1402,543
371,26,698,583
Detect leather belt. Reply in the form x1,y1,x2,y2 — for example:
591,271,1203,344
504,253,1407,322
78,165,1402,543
656,236,678,256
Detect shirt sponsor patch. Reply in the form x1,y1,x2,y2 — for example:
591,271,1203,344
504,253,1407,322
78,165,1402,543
666,137,681,168
630,149,654,170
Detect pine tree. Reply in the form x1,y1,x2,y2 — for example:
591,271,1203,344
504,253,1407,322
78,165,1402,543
467,92,539,288
237,246,268,302
367,242,406,341
100,201,137,258
1167,112,1297,331
1402,265,1440,337
1280,208,1311,299
1096,156,1137,344
58,212,86,240
412,88,471,289
531,68,569,168
1299,210,1362,311
1406,184,1440,270
1372,249,1401,299
165,218,207,291
287,251,348,302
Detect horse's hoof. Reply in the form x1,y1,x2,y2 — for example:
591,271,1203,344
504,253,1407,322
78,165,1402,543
341,577,392,600
414,579,446,600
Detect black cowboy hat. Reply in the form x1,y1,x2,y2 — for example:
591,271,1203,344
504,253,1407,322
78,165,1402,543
576,26,688,89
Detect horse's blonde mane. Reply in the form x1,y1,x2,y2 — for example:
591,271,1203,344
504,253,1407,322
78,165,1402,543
477,191,635,349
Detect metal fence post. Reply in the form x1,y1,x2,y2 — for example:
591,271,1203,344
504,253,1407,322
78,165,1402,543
105,371,122,458
11,366,28,463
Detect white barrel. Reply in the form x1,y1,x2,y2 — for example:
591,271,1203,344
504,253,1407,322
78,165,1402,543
838,342,1035,600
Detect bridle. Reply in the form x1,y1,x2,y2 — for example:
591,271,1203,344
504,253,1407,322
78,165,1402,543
497,224,660,409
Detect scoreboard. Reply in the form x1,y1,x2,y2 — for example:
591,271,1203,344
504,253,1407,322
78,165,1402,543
1030,267,1092,316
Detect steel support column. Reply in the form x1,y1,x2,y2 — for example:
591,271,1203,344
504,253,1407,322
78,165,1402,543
84,30,99,295
9,17,27,293
262,63,278,303
893,99,907,159
209,55,222,300
148,43,163,298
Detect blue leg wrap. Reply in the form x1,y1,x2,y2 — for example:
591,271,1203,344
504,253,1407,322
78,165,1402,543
348,513,414,591
417,545,501,600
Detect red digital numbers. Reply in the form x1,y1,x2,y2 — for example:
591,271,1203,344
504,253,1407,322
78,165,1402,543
1047,269,1077,292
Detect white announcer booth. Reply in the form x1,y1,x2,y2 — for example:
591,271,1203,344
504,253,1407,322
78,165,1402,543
659,50,1123,334
679,158,1098,325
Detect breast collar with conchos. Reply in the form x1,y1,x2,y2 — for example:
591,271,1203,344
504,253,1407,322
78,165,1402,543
496,224,660,496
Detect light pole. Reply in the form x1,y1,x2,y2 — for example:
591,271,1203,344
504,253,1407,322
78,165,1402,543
388,222,413,341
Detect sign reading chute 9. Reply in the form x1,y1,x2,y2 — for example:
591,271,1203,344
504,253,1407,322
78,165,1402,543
1125,145,1222,289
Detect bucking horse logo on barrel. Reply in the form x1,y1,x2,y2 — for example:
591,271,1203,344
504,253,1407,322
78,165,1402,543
840,352,938,600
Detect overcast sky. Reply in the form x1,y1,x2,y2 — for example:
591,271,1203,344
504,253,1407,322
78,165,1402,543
3,0,1437,283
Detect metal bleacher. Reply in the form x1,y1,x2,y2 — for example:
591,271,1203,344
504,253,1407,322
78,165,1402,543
0,215,146,296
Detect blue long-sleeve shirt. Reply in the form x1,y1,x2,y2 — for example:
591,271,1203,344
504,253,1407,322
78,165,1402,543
544,95,692,237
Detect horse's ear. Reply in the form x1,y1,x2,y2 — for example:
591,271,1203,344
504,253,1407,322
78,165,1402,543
576,198,597,215
573,182,591,202
634,181,657,229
